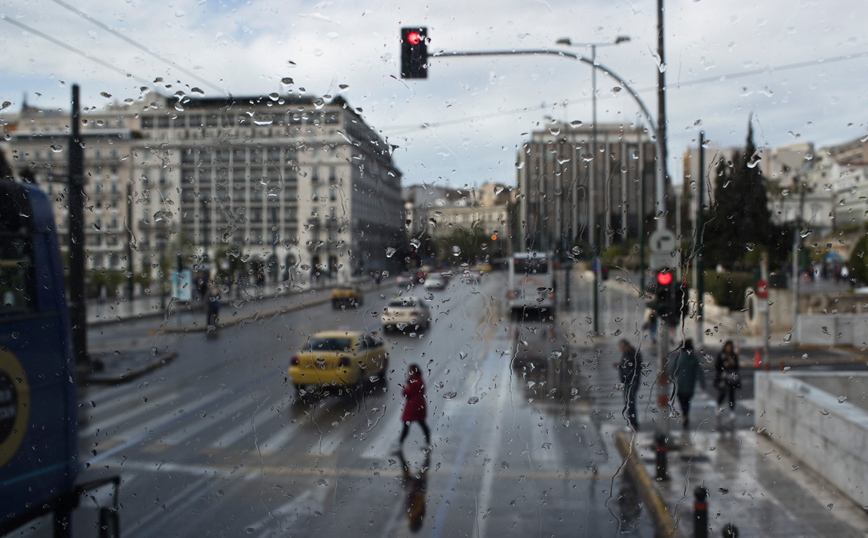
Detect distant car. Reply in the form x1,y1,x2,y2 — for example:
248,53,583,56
289,330,388,397
396,270,426,288
424,273,446,290
473,262,493,275
381,296,431,332
331,285,364,308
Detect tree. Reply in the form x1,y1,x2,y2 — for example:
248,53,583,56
704,118,790,269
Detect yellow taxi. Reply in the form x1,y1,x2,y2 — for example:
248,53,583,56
473,262,493,275
289,330,388,397
330,284,364,308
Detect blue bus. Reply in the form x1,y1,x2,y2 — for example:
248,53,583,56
0,180,119,537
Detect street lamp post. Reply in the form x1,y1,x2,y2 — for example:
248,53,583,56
555,36,631,334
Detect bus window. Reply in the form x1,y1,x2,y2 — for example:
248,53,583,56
0,225,35,316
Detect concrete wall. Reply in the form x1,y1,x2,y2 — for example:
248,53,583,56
796,314,868,346
755,372,868,508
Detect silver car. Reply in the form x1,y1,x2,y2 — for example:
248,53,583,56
381,297,431,332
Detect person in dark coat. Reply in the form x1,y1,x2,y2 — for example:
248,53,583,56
714,340,740,422
617,339,642,430
399,364,431,448
669,339,705,430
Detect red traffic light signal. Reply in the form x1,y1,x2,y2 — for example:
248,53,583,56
401,27,428,79
656,271,672,286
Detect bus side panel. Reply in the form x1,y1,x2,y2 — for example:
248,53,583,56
0,187,76,525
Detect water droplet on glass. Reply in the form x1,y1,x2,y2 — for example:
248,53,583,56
153,210,173,223
467,396,479,405
50,144,63,153
443,391,457,400
452,246,461,257
838,395,847,403
338,84,349,90
385,247,396,258
314,98,325,110
783,333,792,343
100,92,112,99
410,238,421,250
268,92,279,101
570,120,583,127
11,331,20,339
820,409,829,416
515,161,525,169
745,243,755,252
253,117,273,126
800,228,812,238
0,101,10,112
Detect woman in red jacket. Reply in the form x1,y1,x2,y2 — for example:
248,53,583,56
399,364,431,449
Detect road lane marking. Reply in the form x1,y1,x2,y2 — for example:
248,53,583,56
125,474,211,538
84,370,274,467
472,355,511,538
81,391,178,437
154,396,253,449
258,420,302,455
113,458,612,481
429,346,498,538
306,423,347,457
208,398,286,450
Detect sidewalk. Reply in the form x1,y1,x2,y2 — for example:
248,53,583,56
615,429,868,537
573,268,868,366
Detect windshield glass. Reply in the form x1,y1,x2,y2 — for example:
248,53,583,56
2,2,866,537
302,337,353,352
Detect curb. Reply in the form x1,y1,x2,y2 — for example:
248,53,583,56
613,431,678,538
148,281,397,335
83,351,178,385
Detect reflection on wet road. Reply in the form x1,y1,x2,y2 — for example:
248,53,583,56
75,272,654,537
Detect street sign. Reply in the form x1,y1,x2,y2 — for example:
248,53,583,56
757,278,768,299
649,251,677,271
649,229,676,253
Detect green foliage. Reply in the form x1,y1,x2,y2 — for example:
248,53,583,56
704,271,754,311
849,235,868,285
704,118,790,270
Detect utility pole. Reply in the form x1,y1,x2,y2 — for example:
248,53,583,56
656,0,671,432
696,131,705,344
68,84,90,371
591,43,600,335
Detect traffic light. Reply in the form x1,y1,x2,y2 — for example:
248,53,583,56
648,270,673,320
401,27,428,79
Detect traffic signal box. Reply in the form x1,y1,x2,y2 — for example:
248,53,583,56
401,27,428,79
647,270,681,325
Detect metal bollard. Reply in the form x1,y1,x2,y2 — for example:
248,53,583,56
694,486,708,538
654,432,668,481
722,523,738,537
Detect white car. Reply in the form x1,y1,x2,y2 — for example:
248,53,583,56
424,273,446,290
381,297,431,332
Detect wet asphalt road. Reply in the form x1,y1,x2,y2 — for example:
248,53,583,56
72,272,655,537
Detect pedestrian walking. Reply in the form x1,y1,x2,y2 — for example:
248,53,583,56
616,340,642,430
398,364,431,449
669,339,705,430
714,340,740,424
206,282,221,330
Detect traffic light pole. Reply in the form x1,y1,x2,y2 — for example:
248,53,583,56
433,48,669,336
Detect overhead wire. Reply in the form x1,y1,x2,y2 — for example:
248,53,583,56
48,0,227,95
0,15,153,87
385,48,868,135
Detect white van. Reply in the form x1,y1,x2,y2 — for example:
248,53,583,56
507,251,555,316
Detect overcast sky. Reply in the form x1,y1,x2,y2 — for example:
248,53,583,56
2,0,867,189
